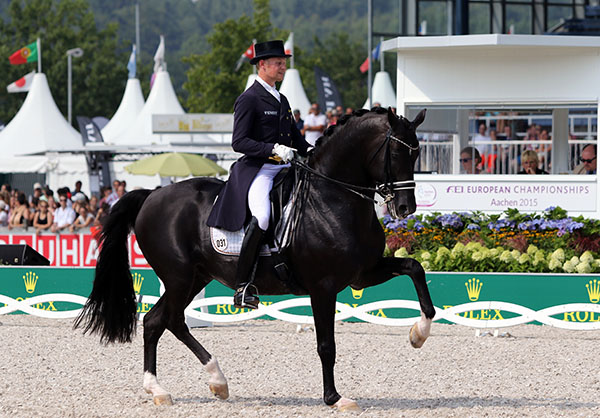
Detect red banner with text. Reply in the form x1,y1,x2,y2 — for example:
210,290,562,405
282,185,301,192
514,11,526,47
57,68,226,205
0,232,149,267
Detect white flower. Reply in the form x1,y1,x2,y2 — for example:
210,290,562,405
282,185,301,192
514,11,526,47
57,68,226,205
499,250,513,263
471,251,483,261
511,249,521,259
421,260,431,271
518,253,530,264
570,256,580,265
526,244,539,255
580,251,594,264
576,262,592,274
549,258,562,270
563,260,575,273
421,251,431,261
551,248,565,262
394,247,408,258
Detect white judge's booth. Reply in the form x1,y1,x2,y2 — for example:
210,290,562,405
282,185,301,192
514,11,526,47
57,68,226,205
382,34,600,218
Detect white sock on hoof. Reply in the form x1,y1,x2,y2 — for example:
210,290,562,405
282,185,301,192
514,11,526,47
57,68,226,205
418,312,432,339
143,371,169,397
205,357,227,386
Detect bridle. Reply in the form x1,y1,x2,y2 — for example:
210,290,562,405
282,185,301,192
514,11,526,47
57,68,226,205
293,128,419,205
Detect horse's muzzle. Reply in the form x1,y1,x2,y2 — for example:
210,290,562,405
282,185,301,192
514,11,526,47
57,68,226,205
388,192,416,219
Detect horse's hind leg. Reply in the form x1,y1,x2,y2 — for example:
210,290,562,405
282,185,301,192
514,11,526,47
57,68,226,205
142,288,229,405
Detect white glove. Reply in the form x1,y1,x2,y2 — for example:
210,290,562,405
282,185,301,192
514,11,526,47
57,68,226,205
272,144,296,163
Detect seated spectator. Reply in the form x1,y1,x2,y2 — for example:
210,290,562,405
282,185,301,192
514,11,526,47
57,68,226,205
69,205,94,232
94,202,110,226
0,200,8,226
518,150,549,174
73,180,88,201
88,195,99,217
8,192,31,229
29,182,43,209
573,144,597,174
110,183,126,208
32,200,53,235
459,147,483,174
51,195,76,233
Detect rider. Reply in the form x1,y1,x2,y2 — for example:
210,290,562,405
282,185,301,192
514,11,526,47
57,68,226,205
207,40,311,310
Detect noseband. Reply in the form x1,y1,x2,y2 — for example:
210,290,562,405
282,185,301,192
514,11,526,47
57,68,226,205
294,128,419,205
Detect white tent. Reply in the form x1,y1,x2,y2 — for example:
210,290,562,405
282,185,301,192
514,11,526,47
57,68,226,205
279,69,311,118
101,78,145,143
0,73,82,157
244,74,257,91
112,70,184,145
362,71,397,109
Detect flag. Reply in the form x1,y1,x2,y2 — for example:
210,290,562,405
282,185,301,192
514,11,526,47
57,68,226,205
6,71,35,93
153,35,165,73
284,33,293,56
150,36,165,88
314,66,343,111
9,41,38,65
235,43,255,71
127,44,136,78
359,42,381,73
76,116,104,144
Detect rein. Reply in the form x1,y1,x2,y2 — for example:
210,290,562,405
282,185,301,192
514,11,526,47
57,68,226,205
293,129,418,204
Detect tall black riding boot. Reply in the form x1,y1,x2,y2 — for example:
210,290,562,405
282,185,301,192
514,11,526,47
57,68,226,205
233,217,264,309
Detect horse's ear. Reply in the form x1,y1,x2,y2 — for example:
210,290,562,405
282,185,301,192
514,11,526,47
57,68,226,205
411,109,427,128
387,107,397,127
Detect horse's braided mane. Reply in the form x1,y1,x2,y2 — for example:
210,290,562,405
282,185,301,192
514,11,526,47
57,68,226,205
314,106,388,148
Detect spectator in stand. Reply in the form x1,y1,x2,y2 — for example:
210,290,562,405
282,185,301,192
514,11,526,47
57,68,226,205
0,200,8,226
98,185,112,207
94,202,110,226
573,144,597,174
29,182,43,208
105,180,121,206
88,195,99,217
8,192,31,230
460,146,483,174
345,107,354,115
328,109,339,127
73,180,88,201
518,150,548,174
32,200,53,235
302,103,327,146
110,183,127,208
51,194,76,233
473,122,492,159
293,109,304,134
69,205,94,232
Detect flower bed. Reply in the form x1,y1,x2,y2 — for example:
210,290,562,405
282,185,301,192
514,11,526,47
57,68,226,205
382,207,600,273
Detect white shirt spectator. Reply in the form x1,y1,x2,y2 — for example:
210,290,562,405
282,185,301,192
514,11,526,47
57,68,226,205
304,113,328,146
53,206,76,228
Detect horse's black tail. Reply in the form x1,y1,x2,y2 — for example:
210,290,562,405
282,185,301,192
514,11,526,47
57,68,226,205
74,189,152,343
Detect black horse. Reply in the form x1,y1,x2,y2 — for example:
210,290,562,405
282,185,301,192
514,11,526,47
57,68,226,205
75,107,435,411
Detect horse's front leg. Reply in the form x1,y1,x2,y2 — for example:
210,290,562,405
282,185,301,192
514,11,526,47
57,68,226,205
309,286,361,412
360,257,435,348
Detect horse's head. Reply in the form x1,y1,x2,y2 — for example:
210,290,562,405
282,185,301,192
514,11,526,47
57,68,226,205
369,107,426,219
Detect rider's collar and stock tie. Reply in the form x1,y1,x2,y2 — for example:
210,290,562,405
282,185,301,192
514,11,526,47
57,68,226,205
294,128,419,204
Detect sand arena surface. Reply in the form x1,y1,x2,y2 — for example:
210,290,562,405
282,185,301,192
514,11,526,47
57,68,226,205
0,316,599,417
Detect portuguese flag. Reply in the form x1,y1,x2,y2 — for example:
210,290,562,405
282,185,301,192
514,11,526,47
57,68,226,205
9,42,38,65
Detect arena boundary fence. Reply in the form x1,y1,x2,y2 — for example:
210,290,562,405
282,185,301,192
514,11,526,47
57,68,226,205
2,267,600,331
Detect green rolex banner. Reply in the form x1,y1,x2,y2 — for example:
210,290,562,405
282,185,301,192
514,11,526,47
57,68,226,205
9,41,38,65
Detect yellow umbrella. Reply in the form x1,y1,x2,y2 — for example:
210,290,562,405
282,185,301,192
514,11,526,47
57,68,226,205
124,152,227,177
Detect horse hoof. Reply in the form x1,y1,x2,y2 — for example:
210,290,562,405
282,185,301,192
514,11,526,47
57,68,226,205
153,394,173,406
209,383,229,400
409,323,426,348
332,397,361,412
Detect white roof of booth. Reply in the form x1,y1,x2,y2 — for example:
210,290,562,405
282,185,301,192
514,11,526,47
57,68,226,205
382,34,600,109
363,71,397,109
101,78,145,144
280,69,311,118
111,70,184,146
0,73,81,157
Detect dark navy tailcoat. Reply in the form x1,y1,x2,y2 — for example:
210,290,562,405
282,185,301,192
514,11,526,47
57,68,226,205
207,80,310,231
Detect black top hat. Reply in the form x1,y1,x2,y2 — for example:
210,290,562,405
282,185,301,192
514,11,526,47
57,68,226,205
249,40,291,65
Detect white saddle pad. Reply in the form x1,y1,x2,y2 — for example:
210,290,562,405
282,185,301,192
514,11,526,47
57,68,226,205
210,227,272,257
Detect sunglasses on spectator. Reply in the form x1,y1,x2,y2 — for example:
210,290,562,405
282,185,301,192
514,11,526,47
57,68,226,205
60,198,67,202
580,157,596,163
459,158,473,163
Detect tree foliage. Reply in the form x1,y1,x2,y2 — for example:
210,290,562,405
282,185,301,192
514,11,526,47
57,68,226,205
0,0,129,124
183,0,286,113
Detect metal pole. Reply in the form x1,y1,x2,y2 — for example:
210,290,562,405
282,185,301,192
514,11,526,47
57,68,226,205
67,54,72,124
290,32,294,69
135,1,140,63
367,0,373,109
380,36,384,72
37,38,41,73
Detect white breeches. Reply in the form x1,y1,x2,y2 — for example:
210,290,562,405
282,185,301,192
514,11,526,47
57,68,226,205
248,163,289,231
